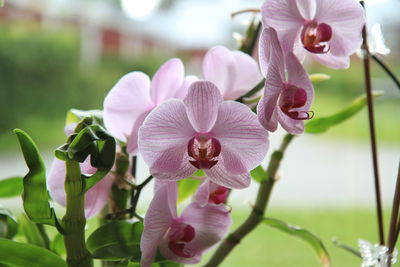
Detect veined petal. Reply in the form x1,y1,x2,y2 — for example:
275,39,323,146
205,163,251,189
261,0,304,53
126,110,151,155
202,46,236,98
258,29,285,132
286,52,314,112
181,203,231,252
150,58,185,105
103,72,153,142
314,0,364,57
138,99,196,179
212,101,269,173
311,52,350,69
194,179,211,207
277,108,305,134
259,28,285,77
141,181,176,267
183,81,223,133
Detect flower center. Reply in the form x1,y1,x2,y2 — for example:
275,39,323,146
209,186,229,204
187,135,221,170
279,84,313,120
301,21,332,54
168,222,196,258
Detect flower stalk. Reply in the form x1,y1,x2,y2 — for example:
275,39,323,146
361,0,385,246
62,159,93,267
204,134,294,267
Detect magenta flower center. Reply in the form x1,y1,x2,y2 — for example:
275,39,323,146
187,135,221,170
209,186,229,204
279,84,313,120
168,222,196,258
301,21,332,54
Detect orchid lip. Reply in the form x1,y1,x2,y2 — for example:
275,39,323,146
168,221,196,258
280,84,313,121
187,135,221,170
301,21,333,54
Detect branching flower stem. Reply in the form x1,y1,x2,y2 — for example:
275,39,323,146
371,55,400,92
204,134,295,267
361,1,385,246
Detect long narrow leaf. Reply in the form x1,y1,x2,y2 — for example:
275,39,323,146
263,217,331,267
305,91,383,134
14,129,62,231
0,238,67,267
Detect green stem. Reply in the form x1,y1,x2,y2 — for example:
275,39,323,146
360,0,385,246
204,134,295,267
62,160,93,267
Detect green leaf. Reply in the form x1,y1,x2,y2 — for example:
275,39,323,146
0,176,23,198
19,214,46,247
13,129,62,231
309,73,331,84
50,233,66,256
250,165,267,183
305,91,383,134
263,217,331,267
66,109,103,127
177,178,202,203
87,221,143,260
0,238,67,267
0,206,18,239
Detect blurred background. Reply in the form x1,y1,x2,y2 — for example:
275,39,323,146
0,0,399,266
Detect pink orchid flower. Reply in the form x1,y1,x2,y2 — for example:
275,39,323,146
138,81,269,189
140,181,231,266
258,27,314,134
194,179,230,207
202,46,263,100
261,0,365,69
48,157,113,218
103,58,196,155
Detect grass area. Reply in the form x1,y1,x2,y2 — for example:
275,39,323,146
196,208,396,267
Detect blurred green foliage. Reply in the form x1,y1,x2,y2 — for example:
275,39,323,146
0,24,166,151
0,25,398,152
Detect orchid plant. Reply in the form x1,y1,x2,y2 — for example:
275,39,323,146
1,0,399,267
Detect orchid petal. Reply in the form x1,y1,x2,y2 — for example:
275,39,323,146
150,58,185,105
138,99,197,180
228,51,263,100
315,0,364,57
212,101,269,173
202,46,236,98
47,158,112,218
205,164,251,189
286,52,314,112
183,81,223,133
103,72,153,142
140,181,176,267
194,179,211,207
261,0,304,53
181,203,231,252
174,75,198,100
311,52,350,69
259,27,285,77
126,110,151,155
